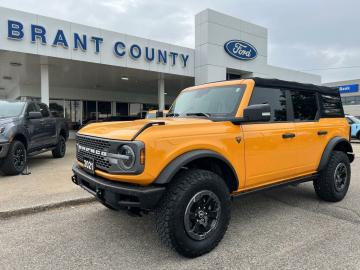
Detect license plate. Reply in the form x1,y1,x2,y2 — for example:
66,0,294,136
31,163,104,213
83,158,95,174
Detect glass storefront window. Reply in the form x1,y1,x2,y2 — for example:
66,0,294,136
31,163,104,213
116,102,129,116
129,103,143,117
98,101,112,120
49,100,65,117
83,101,97,124
65,100,82,130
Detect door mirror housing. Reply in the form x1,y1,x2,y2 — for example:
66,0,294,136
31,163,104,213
28,111,42,119
243,104,271,122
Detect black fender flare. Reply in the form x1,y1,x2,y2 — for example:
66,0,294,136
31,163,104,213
318,137,354,172
154,150,239,190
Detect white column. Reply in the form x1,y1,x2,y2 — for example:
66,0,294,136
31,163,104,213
112,101,117,116
40,64,49,105
158,74,165,111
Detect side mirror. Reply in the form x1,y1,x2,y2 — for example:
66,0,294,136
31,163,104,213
28,111,42,119
243,104,271,122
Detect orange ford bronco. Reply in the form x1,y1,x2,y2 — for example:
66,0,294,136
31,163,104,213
72,78,354,257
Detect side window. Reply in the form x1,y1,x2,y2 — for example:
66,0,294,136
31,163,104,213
26,103,39,115
291,91,318,121
249,87,287,121
38,103,50,117
319,93,344,117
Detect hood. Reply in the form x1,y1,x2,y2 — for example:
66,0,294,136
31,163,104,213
0,117,17,126
78,118,213,141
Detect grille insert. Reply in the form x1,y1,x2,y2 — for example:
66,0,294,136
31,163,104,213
76,135,112,170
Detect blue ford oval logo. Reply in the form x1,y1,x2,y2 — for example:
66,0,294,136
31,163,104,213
224,40,257,61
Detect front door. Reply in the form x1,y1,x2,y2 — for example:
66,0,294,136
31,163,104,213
242,87,299,188
24,103,43,150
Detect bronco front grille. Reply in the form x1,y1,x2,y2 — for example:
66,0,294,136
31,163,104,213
76,135,112,170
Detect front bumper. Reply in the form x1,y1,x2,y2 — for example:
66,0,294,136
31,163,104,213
72,164,165,210
0,142,10,158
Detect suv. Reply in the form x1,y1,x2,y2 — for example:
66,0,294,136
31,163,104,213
72,78,354,257
0,100,68,175
345,114,360,139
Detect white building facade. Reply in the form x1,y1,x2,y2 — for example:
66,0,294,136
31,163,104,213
0,7,320,129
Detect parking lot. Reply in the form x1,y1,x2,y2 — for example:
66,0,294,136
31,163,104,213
0,141,360,269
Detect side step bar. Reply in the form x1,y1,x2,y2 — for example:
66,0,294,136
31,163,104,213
232,174,318,198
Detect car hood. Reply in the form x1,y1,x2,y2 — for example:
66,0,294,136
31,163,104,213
78,118,213,141
0,117,17,126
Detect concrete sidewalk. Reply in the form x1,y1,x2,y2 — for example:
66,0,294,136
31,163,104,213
0,140,94,217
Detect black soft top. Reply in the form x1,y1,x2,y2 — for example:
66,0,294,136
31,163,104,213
253,77,339,95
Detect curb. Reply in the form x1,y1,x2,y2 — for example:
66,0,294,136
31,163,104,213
0,197,96,219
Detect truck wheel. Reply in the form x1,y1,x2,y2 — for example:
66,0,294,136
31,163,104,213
314,151,351,202
0,140,27,176
155,169,231,258
52,136,66,158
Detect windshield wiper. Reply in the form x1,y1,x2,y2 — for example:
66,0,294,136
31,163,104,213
186,112,211,118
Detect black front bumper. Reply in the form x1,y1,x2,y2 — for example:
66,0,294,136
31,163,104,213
72,164,165,210
0,142,10,158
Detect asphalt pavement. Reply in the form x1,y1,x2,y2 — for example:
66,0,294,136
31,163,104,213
1,143,360,269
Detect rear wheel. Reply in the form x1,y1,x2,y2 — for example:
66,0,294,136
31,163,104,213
52,136,66,158
314,151,351,202
0,140,27,175
155,169,231,258
357,131,360,140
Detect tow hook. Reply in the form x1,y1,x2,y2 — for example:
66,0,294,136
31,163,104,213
71,175,78,185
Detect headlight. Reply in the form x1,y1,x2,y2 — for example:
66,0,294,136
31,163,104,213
118,145,136,170
0,127,5,134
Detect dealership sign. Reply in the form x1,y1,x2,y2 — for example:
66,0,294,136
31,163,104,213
5,20,190,68
224,40,257,61
338,84,359,94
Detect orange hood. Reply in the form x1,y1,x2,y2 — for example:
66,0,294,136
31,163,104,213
78,118,213,141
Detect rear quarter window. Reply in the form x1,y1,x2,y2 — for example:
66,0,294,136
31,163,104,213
319,93,344,117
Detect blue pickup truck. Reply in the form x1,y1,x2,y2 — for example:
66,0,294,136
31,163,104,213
346,114,360,139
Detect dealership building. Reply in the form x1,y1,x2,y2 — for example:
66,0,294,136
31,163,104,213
0,7,322,132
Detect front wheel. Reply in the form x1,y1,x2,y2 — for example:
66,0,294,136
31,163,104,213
155,169,231,258
0,140,27,175
314,151,351,202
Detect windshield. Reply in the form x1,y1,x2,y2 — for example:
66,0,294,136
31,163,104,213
168,85,246,118
0,101,25,118
348,115,360,124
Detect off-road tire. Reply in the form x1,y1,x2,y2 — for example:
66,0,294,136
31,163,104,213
155,169,231,258
314,151,351,202
0,140,27,176
52,136,66,158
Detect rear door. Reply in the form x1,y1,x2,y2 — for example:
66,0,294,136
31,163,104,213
242,87,298,188
37,103,57,146
289,90,326,175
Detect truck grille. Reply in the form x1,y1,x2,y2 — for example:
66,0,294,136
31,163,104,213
76,135,112,170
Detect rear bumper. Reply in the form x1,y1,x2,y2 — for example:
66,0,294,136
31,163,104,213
0,142,10,158
72,164,165,210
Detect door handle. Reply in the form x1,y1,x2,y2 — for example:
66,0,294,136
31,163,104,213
282,133,295,139
317,130,328,136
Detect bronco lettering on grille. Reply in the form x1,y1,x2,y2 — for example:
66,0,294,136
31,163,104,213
76,144,107,157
